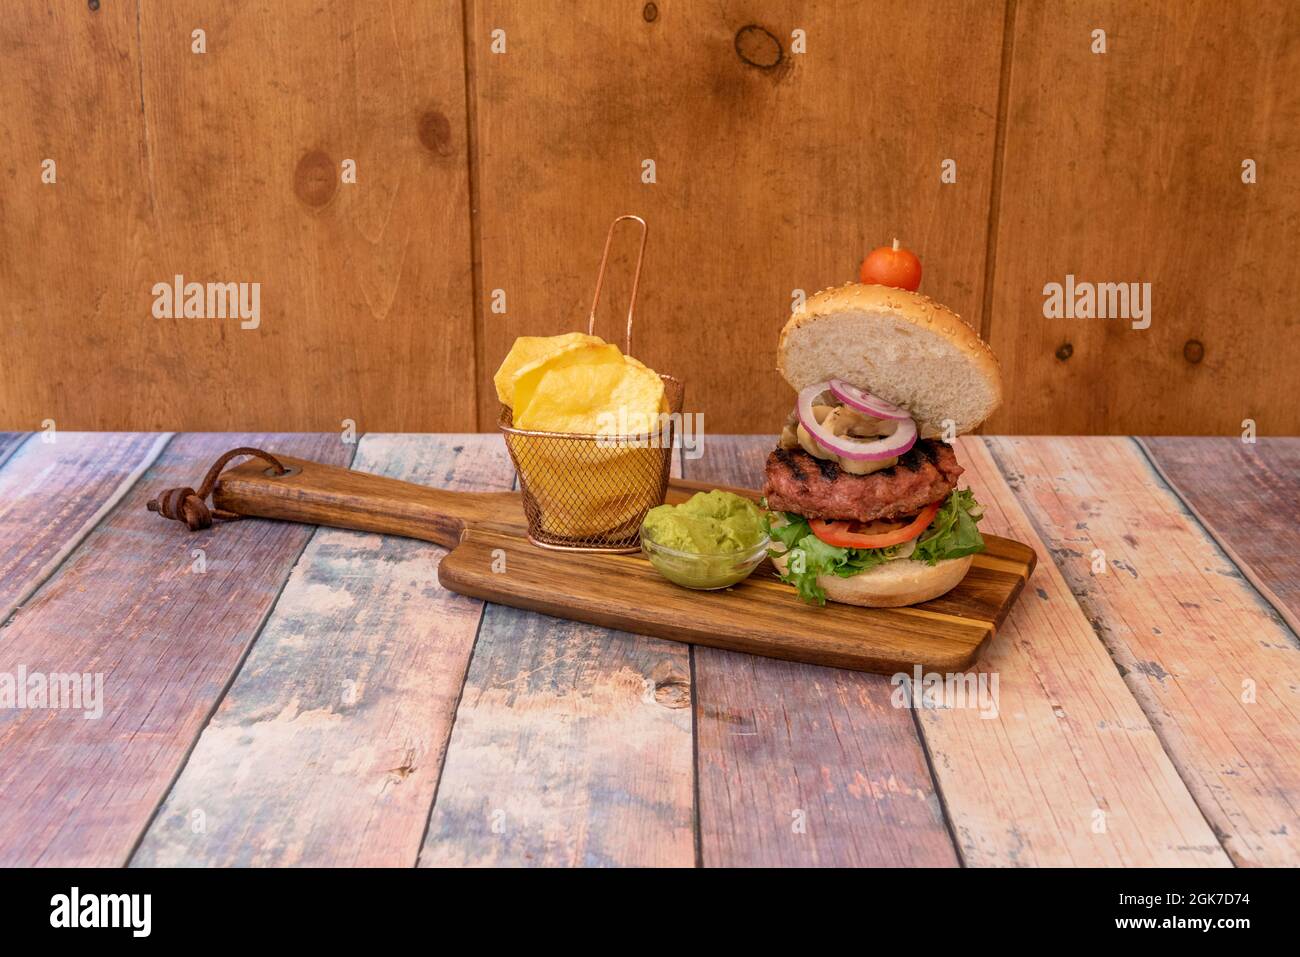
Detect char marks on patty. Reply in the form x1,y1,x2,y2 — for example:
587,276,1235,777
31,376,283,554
763,440,964,523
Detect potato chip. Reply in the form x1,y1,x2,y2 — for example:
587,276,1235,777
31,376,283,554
623,355,671,412
510,343,627,423
515,359,665,434
493,332,605,407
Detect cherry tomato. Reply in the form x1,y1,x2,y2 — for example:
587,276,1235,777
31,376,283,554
859,240,922,292
809,500,942,549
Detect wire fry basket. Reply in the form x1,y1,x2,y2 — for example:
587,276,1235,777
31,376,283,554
500,215,684,552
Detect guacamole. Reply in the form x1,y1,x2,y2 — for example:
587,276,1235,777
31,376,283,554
640,491,769,590
642,490,766,554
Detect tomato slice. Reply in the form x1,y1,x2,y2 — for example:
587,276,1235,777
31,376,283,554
809,501,942,549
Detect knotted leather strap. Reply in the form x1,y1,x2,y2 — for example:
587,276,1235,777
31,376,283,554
146,446,286,531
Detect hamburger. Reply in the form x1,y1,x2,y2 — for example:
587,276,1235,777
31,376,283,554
764,283,1003,607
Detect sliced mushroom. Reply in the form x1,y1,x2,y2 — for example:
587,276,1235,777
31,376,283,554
781,401,903,473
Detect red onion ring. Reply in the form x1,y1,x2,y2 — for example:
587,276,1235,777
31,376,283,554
828,379,911,421
797,382,917,461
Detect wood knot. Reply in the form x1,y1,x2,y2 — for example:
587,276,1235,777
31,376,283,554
642,3,658,22
654,679,691,709
417,109,454,156
1183,338,1205,364
734,25,783,70
293,149,337,208
1055,342,1074,361
650,661,691,709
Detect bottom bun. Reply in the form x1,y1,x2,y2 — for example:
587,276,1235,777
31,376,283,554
771,552,974,608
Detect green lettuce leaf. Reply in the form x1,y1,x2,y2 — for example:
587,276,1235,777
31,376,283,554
764,488,986,605
912,488,986,564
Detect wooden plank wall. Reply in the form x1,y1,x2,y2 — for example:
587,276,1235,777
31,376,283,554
984,1,1300,435
0,0,476,432
2,1,1297,435
467,0,1005,434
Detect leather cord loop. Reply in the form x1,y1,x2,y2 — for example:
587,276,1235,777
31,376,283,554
146,446,286,531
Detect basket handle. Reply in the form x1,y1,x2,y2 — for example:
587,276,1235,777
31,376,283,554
587,214,648,354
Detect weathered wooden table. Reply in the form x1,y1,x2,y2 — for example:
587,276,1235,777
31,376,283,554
0,432,1296,867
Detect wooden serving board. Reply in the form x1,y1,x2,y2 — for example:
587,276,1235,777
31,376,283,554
211,454,1036,674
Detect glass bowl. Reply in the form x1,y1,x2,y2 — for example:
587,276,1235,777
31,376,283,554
639,526,771,590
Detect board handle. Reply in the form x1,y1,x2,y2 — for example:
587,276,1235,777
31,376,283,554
145,451,525,548
211,454,525,547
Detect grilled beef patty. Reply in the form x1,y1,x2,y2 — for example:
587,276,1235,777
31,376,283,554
763,440,964,522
